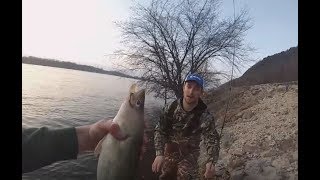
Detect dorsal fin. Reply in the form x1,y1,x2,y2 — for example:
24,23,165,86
129,83,137,94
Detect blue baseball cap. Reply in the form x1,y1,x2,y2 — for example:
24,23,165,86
184,73,204,88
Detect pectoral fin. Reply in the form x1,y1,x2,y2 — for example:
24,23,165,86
94,135,107,158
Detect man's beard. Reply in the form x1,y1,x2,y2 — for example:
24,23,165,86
185,95,196,104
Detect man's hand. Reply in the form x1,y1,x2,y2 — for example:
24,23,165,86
152,156,165,173
76,118,128,154
204,162,215,179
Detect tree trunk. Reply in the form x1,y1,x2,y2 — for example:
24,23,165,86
175,88,183,99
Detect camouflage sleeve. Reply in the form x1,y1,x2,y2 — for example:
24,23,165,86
154,104,171,156
200,112,220,164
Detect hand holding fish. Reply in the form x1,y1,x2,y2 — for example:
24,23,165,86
75,118,128,154
152,155,165,173
204,162,215,179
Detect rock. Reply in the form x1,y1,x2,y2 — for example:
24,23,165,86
215,161,227,176
246,153,255,158
278,138,295,152
222,133,235,149
288,173,298,180
287,166,294,171
244,165,282,180
243,110,254,119
266,88,274,97
276,85,287,93
243,174,265,180
292,151,298,161
243,143,258,153
251,116,258,121
233,150,244,157
228,147,244,158
269,140,276,146
230,168,245,180
272,157,290,170
228,156,246,169
262,149,278,157
244,159,264,175
289,150,298,163
282,109,289,115
252,89,260,95
267,135,272,141
261,166,277,176
267,88,274,94
236,111,244,118
240,104,252,111
266,174,282,180
219,149,228,160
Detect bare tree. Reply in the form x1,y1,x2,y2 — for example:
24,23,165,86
115,0,253,100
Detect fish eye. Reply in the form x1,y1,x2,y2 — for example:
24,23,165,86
136,100,141,106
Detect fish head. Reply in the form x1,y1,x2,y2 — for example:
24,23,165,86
117,83,145,137
128,83,145,113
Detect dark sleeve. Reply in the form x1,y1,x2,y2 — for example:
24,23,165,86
22,127,79,173
200,112,220,164
154,104,171,156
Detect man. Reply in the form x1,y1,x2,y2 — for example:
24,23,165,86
152,73,220,179
22,118,127,173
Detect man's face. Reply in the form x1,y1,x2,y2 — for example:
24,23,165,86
183,81,203,104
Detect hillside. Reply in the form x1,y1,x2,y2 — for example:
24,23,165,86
22,56,139,79
220,46,298,89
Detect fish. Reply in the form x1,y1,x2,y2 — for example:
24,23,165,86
94,84,146,180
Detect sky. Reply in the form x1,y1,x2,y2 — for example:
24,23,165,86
22,0,298,78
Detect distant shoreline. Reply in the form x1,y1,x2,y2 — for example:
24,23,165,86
22,56,140,80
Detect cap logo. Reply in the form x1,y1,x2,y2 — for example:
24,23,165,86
189,75,202,81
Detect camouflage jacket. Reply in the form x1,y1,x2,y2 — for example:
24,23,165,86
154,98,220,164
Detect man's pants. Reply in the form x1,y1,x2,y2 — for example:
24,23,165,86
159,143,199,180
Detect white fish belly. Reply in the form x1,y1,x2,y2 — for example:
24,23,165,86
97,134,141,180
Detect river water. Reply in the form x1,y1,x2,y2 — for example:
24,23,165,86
22,63,163,179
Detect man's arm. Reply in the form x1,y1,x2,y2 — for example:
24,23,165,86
200,112,220,164
22,119,127,174
22,127,78,173
154,104,171,156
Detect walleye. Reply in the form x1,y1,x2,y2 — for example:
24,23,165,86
94,84,145,180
